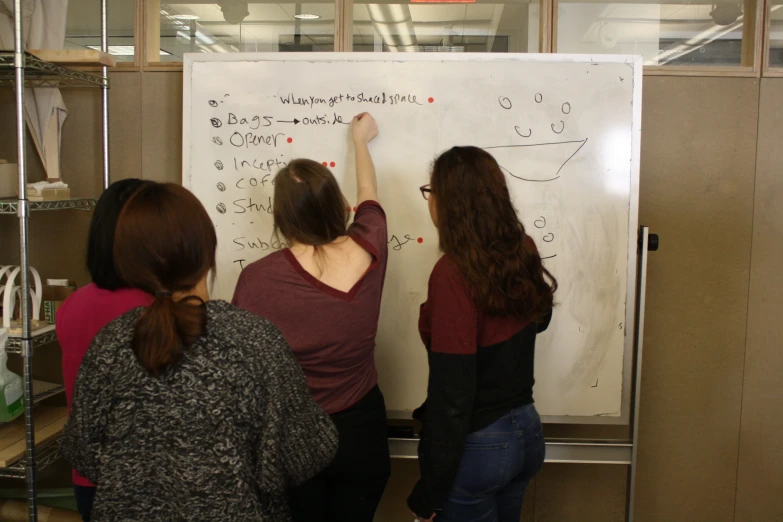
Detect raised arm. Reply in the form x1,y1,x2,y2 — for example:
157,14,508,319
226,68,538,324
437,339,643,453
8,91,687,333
352,112,379,205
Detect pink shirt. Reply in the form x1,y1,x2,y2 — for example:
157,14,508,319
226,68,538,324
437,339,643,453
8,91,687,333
56,283,153,487
232,201,388,415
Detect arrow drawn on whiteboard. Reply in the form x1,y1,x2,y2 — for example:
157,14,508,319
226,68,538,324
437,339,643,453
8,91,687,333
483,138,588,182
277,119,301,124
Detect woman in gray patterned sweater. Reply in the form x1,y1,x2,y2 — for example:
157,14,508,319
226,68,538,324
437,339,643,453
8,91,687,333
61,182,338,521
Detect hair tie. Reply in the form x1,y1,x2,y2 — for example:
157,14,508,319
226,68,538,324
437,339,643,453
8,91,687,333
156,290,172,297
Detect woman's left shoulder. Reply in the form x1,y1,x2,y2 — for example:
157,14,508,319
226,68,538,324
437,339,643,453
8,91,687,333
208,300,280,338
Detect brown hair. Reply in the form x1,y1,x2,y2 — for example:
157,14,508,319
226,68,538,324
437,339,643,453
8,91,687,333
273,159,348,247
113,182,217,376
430,146,557,321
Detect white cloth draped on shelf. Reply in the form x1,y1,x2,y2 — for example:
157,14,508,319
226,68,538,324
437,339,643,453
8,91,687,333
0,0,69,181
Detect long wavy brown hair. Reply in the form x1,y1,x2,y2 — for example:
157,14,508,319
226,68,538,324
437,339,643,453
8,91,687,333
430,146,557,321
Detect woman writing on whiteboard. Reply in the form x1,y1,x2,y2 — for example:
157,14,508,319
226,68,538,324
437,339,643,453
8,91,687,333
61,182,338,520
233,112,391,522
408,147,557,522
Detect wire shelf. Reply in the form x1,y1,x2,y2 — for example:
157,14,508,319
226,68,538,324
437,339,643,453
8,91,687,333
0,51,106,88
6,328,58,355
0,198,97,214
0,436,62,479
32,382,66,404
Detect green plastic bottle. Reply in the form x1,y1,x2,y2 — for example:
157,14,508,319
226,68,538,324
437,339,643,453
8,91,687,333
0,329,23,422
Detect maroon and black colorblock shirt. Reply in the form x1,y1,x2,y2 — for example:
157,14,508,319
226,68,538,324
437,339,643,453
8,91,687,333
408,254,552,517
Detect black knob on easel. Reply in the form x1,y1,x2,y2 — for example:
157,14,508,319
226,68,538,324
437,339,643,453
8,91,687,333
648,234,659,251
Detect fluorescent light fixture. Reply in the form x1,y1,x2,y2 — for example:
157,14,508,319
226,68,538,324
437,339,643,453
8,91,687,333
176,29,215,45
87,45,171,56
294,13,321,20
171,14,200,20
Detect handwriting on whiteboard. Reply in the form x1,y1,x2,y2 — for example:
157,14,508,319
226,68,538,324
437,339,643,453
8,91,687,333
204,90,568,271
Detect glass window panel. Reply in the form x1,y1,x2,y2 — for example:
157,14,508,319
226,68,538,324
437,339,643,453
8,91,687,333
352,1,539,53
153,2,335,62
771,0,783,68
557,1,753,67
65,0,136,63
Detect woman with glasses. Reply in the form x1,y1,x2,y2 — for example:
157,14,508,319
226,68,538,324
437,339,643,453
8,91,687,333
233,113,391,522
408,146,558,522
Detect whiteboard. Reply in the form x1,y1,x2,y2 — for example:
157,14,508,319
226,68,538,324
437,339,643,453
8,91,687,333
183,53,642,423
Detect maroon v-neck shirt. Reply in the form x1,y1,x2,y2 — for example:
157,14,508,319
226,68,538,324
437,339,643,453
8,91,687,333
232,201,388,414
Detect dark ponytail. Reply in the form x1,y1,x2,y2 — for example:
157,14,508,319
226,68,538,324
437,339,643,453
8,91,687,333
114,183,216,376
131,295,207,376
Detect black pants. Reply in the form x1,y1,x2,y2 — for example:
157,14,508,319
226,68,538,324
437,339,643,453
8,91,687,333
74,485,96,522
289,385,391,522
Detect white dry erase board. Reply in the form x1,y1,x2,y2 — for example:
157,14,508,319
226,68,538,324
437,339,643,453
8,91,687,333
183,53,642,424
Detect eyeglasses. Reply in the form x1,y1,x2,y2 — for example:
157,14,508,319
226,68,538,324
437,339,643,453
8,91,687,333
419,184,433,201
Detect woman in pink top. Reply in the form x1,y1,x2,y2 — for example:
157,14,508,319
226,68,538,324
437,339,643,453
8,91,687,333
56,179,153,521
233,113,390,522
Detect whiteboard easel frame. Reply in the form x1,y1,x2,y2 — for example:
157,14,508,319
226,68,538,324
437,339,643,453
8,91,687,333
182,52,644,425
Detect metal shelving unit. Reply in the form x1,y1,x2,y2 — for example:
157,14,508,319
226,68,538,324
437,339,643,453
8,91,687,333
0,437,62,480
0,198,97,214
6,330,58,355
2,0,110,519
0,52,104,88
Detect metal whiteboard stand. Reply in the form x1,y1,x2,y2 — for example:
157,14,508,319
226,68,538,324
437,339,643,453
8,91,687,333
387,226,659,522
626,226,658,521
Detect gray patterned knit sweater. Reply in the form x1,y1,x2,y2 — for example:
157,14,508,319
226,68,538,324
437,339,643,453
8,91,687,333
61,300,338,521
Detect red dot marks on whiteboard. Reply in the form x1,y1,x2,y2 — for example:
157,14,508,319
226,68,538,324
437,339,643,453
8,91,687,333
287,137,293,143
417,237,424,243
330,162,336,168
322,162,328,166
353,206,357,212
428,97,434,104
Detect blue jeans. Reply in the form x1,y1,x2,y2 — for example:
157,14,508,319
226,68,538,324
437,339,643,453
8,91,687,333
440,404,545,522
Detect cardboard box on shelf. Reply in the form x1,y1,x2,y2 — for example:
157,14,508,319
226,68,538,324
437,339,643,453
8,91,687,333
0,500,82,522
43,280,75,325
0,160,17,199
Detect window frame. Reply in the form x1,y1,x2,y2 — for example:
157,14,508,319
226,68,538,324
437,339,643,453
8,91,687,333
131,0,781,77
763,0,783,75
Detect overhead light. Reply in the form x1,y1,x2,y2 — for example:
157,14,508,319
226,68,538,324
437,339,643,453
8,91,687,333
171,14,200,21
710,5,742,26
221,1,249,24
294,13,320,20
176,29,215,45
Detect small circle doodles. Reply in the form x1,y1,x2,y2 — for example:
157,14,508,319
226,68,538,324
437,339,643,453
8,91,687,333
208,100,218,107
562,102,571,114
543,233,555,242
216,203,227,214
498,96,512,110
217,182,226,192
210,118,222,128
535,93,543,103
551,121,565,134
214,160,224,171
